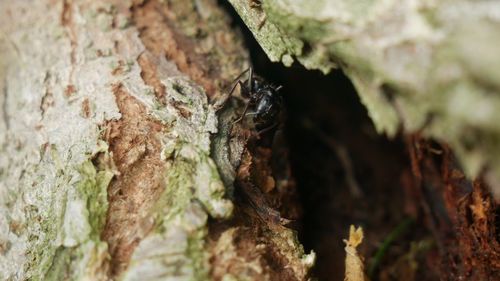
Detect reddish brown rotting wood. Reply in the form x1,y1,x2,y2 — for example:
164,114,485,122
101,84,167,277
441,150,500,280
407,136,500,280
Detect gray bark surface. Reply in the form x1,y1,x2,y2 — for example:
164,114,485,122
0,0,313,280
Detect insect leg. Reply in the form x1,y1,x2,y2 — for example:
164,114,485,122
233,99,250,124
228,79,242,97
217,69,250,110
243,111,258,117
257,122,278,135
248,67,253,92
228,67,250,92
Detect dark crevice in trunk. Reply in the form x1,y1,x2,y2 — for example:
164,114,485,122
219,2,432,281
219,1,499,280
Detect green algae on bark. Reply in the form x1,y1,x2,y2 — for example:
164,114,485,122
120,77,233,281
25,144,114,281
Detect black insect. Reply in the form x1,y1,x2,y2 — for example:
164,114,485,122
228,67,283,133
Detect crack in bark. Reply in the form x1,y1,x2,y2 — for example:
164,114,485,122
1,76,9,130
40,71,54,118
80,97,91,118
137,52,167,104
61,0,77,96
101,84,167,278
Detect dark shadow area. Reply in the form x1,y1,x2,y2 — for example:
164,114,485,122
219,2,436,280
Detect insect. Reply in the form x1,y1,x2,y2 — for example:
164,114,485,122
228,67,283,134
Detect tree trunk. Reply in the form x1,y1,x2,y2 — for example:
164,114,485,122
2,0,499,280
0,0,313,280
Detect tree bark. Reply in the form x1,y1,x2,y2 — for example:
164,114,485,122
0,0,313,280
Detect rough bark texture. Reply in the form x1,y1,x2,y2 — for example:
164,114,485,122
0,0,313,280
228,0,500,197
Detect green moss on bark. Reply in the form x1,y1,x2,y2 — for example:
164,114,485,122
25,144,113,281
